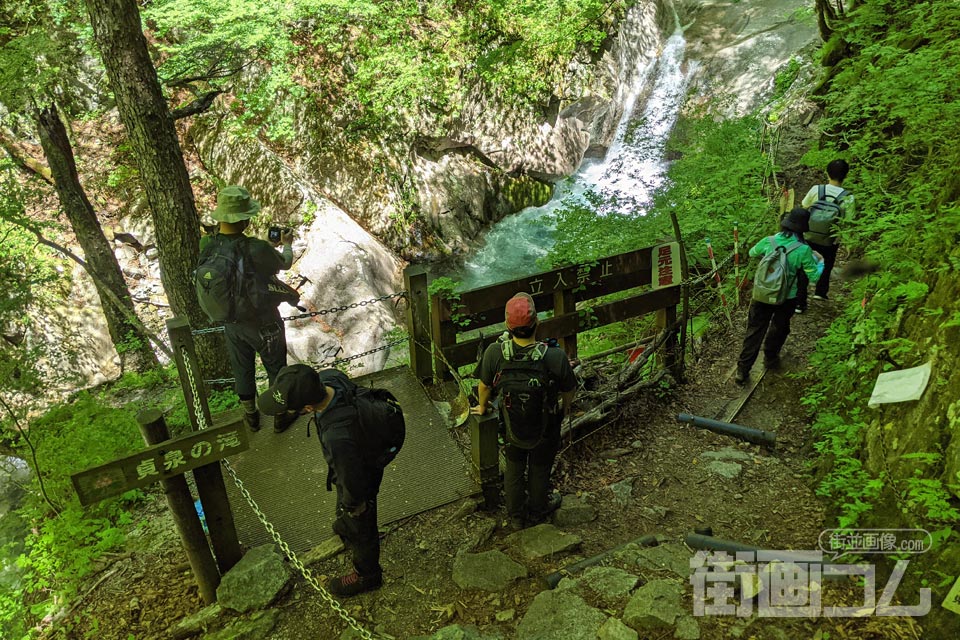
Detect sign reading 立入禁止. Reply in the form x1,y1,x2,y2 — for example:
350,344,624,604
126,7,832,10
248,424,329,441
652,242,682,290
71,420,248,506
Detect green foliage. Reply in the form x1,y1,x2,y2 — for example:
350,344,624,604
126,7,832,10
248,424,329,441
772,57,801,101
428,276,470,328
146,0,626,137
549,106,772,272
800,0,960,537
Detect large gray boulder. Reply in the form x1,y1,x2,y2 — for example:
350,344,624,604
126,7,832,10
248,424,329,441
622,579,685,631
216,545,290,613
505,524,582,560
516,590,608,640
452,550,527,591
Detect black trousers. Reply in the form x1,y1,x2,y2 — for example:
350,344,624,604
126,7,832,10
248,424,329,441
503,426,560,519
737,300,795,374
223,314,286,399
796,241,838,309
333,467,384,577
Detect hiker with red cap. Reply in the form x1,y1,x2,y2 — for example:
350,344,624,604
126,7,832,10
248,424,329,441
471,292,577,530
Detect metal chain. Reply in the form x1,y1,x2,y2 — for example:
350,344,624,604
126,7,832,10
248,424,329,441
191,292,408,336
282,291,408,322
204,338,410,386
179,348,377,639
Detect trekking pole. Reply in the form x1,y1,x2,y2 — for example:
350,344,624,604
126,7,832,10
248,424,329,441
705,238,733,328
733,222,740,305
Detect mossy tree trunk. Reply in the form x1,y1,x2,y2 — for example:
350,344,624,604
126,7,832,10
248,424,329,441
82,0,228,379
35,104,159,373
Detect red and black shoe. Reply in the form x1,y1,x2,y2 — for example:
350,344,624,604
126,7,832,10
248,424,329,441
328,570,382,597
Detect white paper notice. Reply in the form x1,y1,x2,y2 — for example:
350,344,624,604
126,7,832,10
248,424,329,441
868,361,932,408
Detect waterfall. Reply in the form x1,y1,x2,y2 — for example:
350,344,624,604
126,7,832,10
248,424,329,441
454,12,697,290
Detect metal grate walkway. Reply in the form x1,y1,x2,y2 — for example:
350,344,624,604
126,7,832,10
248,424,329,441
221,365,478,552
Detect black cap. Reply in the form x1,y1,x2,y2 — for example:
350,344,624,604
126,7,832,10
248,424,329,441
258,364,324,415
781,207,811,233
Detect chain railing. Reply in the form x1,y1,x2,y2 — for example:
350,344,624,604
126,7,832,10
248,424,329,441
180,347,378,640
190,291,408,336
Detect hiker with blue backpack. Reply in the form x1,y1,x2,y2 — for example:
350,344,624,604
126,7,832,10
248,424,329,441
471,292,577,530
795,159,854,312
259,364,405,597
195,185,299,434
735,208,823,384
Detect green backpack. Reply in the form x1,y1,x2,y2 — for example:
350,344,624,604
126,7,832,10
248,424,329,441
194,235,249,322
752,236,802,305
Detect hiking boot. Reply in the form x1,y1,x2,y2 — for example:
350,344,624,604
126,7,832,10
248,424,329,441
795,306,805,314
328,570,382,597
503,515,526,532
734,369,748,385
764,356,782,371
273,410,297,433
240,399,260,432
529,493,562,524
812,294,828,301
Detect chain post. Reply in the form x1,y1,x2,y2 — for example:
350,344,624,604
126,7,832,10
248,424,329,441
167,316,243,574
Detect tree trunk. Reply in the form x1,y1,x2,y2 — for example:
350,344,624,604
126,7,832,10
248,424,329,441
35,105,158,372
83,0,228,378
815,0,837,41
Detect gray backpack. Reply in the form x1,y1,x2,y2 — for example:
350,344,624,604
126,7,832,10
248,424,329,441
752,236,802,305
806,185,850,246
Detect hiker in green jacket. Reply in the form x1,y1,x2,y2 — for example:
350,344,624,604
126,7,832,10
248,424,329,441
735,208,822,384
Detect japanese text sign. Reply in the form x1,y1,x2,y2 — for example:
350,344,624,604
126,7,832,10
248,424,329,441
71,421,248,506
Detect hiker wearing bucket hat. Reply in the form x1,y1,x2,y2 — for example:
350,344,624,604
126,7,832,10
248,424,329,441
734,207,822,384
471,292,577,531
196,185,297,433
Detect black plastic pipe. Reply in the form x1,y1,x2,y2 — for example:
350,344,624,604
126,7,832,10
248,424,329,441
544,533,662,589
676,413,776,447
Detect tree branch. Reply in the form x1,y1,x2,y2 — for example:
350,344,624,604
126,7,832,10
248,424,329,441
170,90,224,120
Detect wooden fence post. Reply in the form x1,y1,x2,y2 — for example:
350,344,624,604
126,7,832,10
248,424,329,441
430,293,457,381
554,288,578,360
167,317,243,574
656,304,681,380
403,265,433,383
470,412,501,510
136,409,220,604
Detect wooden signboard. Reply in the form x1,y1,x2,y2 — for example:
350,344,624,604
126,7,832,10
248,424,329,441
71,420,248,506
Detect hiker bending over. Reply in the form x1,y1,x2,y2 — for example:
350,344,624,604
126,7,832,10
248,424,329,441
796,159,854,312
735,208,822,384
260,364,404,597
195,185,297,433
471,293,577,530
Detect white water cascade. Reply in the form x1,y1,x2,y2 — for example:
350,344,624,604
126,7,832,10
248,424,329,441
454,14,697,290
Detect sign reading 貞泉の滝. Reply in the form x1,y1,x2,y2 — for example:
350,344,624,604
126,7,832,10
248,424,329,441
71,420,249,506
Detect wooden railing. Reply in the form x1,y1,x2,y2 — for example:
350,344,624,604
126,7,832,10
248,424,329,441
405,242,685,380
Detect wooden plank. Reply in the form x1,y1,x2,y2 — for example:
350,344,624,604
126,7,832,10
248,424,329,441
438,247,656,331
71,419,248,506
443,286,681,369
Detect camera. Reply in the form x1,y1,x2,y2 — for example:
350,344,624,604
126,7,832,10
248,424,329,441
268,226,290,243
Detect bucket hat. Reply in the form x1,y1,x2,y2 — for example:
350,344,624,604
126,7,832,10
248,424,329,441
781,207,811,233
211,185,261,223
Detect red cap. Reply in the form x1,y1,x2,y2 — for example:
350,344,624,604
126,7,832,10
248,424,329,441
505,293,537,330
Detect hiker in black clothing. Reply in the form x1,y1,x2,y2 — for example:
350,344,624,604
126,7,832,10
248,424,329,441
471,293,577,530
202,185,296,433
735,208,822,384
796,159,854,312
259,364,386,597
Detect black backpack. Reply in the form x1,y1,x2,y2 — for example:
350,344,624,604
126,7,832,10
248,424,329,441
195,235,249,322
494,339,558,449
195,235,299,322
353,386,406,468
319,370,406,468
